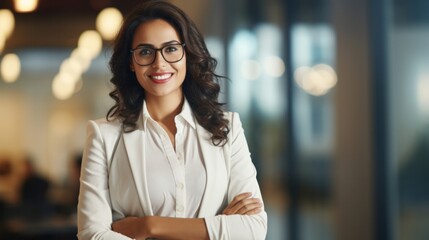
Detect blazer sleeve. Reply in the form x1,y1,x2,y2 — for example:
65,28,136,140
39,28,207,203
77,120,132,240
204,112,268,240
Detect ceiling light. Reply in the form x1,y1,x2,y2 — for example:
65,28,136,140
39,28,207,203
14,0,39,13
1,53,21,83
0,9,15,39
77,30,102,59
96,8,123,41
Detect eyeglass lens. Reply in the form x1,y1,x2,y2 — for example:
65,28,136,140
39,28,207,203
132,44,184,66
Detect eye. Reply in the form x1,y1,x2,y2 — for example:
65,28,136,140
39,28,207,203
164,45,179,53
137,47,154,57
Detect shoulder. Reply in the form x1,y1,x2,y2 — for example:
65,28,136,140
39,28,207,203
222,111,237,122
223,111,244,136
86,118,122,140
223,111,241,126
90,118,121,129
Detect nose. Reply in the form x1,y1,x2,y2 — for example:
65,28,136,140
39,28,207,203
151,49,167,68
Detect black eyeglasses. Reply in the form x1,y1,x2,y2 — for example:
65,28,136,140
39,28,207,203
130,43,186,66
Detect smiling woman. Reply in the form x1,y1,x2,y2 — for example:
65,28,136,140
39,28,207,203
77,1,267,239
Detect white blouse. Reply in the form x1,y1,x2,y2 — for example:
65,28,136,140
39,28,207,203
77,99,267,240
142,100,207,218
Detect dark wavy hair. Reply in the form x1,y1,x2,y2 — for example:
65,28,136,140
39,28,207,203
106,0,229,145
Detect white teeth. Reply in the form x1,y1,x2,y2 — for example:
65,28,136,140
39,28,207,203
151,73,171,80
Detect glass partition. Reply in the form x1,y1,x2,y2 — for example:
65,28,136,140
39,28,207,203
389,0,429,238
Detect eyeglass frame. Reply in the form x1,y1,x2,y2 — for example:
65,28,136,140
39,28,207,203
130,43,186,66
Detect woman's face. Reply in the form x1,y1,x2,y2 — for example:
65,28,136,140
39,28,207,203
130,19,186,101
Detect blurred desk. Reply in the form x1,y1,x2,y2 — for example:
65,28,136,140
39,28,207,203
3,215,77,240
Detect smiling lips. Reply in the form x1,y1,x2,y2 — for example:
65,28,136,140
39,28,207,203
150,73,173,84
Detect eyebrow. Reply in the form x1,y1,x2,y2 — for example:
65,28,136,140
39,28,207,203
134,40,181,49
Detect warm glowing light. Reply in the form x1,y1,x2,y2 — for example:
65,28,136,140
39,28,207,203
294,66,311,87
240,60,261,80
96,8,123,41
77,30,103,59
1,53,21,83
74,78,83,93
302,69,327,96
52,73,78,100
312,64,337,89
52,30,102,100
14,0,39,13
294,64,337,96
60,58,84,78
70,48,92,72
0,36,5,53
263,56,285,77
0,9,15,38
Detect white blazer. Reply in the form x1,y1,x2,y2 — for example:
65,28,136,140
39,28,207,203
77,111,267,240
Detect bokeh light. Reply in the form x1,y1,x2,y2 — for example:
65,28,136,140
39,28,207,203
13,0,39,13
294,64,337,96
263,56,285,78
0,9,15,39
77,30,103,59
1,53,21,83
96,7,123,41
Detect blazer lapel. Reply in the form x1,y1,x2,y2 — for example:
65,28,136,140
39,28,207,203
122,118,154,216
196,124,227,217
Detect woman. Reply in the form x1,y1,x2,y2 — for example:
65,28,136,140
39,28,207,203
77,1,267,239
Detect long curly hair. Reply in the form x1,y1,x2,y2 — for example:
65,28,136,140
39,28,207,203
107,0,229,145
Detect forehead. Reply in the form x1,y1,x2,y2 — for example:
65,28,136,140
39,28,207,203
132,19,181,47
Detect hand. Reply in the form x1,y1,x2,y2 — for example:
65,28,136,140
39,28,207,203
112,216,152,240
222,192,263,215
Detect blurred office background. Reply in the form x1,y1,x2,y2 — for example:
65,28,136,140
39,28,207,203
0,0,428,239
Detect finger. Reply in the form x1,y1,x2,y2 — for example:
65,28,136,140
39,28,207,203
222,192,252,214
236,201,263,215
224,198,261,215
240,207,262,215
229,192,252,207
232,198,261,214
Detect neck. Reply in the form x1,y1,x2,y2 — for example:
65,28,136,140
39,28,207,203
145,93,184,123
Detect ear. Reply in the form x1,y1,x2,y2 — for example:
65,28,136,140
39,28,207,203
130,62,135,72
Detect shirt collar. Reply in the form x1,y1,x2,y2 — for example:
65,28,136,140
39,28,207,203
178,98,196,129
141,98,196,129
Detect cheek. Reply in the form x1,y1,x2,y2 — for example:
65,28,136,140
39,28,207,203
177,64,187,82
177,60,187,75
133,68,149,87
133,64,149,76
181,63,187,74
